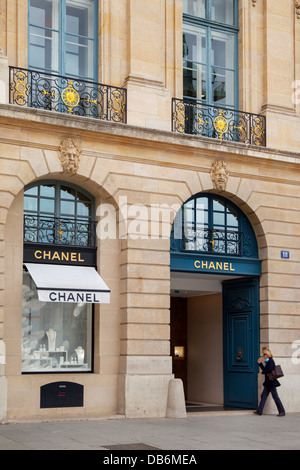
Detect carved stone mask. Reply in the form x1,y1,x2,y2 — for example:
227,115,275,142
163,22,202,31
58,137,81,174
210,161,229,191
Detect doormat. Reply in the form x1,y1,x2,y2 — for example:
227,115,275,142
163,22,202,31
186,403,246,412
103,443,161,450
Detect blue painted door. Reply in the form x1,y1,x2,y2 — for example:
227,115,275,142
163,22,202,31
223,278,260,409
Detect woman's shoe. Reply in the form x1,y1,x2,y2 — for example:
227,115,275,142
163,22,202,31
277,412,285,417
253,410,262,415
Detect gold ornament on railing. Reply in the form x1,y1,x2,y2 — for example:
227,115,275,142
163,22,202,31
61,81,80,114
213,109,229,140
10,70,30,105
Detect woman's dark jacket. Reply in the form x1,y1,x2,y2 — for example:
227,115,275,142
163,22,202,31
259,357,280,389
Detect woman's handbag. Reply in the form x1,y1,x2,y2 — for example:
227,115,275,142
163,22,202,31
267,365,284,381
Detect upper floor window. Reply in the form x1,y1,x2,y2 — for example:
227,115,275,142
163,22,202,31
183,0,238,109
183,0,237,26
28,0,98,81
23,181,96,247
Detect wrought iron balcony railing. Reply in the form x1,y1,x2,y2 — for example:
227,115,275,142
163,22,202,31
171,226,256,258
183,227,242,255
9,66,127,123
24,214,97,247
172,98,266,146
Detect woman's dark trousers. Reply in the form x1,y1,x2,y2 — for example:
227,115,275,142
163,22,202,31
257,387,285,414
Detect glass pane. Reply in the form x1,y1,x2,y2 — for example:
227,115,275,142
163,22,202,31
211,0,235,25
211,31,235,70
22,271,92,373
183,0,206,18
196,197,208,210
40,197,55,213
65,1,94,78
61,186,76,200
77,201,91,218
66,35,94,78
66,1,94,37
227,206,239,227
24,196,38,212
25,186,38,196
30,0,59,29
183,30,206,64
183,28,207,101
183,63,207,100
213,212,225,226
60,200,75,215
195,199,207,227
29,0,59,71
40,184,55,198
184,202,194,224
212,68,234,106
227,212,239,228
213,199,225,211
29,26,59,71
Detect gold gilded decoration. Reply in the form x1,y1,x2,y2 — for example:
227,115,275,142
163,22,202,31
198,116,209,127
56,221,64,243
109,89,124,122
213,109,229,140
42,89,55,98
61,81,80,114
236,346,243,361
252,116,265,146
210,160,229,191
175,102,186,133
58,137,81,174
11,70,30,105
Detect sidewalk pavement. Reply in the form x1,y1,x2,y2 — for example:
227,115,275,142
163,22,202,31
0,410,300,451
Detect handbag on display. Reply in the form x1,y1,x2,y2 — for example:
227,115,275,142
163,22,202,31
267,364,284,381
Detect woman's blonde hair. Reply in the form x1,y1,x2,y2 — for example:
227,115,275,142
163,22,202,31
262,348,273,358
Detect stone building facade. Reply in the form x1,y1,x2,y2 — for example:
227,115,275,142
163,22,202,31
0,0,299,422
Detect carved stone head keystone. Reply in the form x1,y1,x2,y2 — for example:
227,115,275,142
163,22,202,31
210,160,229,191
58,137,81,174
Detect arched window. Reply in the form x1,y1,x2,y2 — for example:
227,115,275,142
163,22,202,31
22,181,96,374
171,193,258,258
24,181,95,246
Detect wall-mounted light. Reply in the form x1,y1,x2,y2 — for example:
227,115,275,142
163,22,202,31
174,346,185,359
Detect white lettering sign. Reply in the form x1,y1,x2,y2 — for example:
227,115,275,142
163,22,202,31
38,290,110,304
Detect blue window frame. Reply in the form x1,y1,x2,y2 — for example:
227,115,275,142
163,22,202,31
28,0,98,82
183,0,239,109
171,193,258,258
23,180,96,247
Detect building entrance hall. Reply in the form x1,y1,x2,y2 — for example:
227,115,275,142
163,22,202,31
170,272,259,411
170,193,261,411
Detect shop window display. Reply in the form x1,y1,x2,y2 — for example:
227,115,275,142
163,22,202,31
22,270,92,373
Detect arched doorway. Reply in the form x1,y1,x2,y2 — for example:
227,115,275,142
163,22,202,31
170,193,261,410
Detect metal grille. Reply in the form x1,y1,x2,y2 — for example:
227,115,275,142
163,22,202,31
10,66,127,123
172,98,266,146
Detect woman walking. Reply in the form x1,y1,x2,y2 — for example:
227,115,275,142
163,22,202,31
254,349,285,417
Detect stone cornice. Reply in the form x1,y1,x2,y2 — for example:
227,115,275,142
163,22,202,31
0,103,299,168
